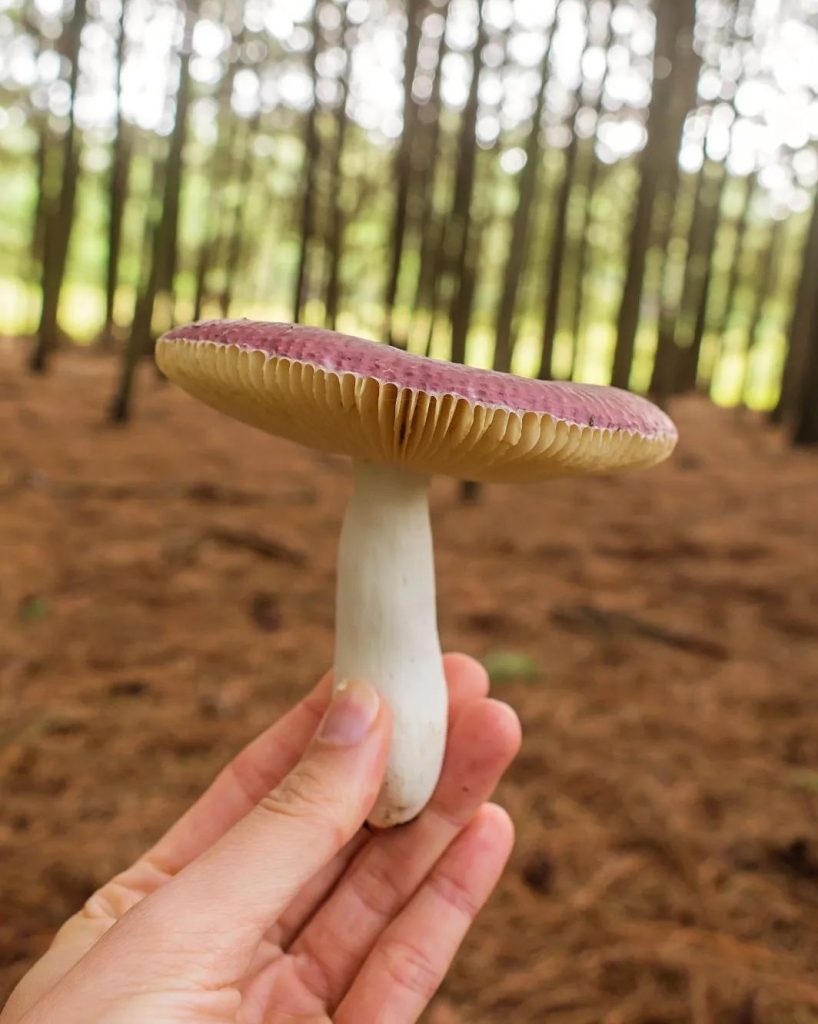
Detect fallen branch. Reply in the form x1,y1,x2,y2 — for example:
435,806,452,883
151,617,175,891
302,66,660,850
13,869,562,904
206,525,306,565
550,604,728,660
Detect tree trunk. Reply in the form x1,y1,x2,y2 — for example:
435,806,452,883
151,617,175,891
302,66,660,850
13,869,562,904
29,0,87,374
716,172,757,339
154,19,194,329
493,7,559,374
674,162,727,391
219,111,260,317
448,0,487,365
567,1,615,379
704,170,758,390
793,308,818,445
110,4,195,421
292,1,323,323
192,47,242,322
324,2,353,330
102,0,130,341
537,2,591,381
774,186,818,425
27,115,49,294
648,34,703,399
110,203,160,423
383,0,425,343
610,0,697,390
410,3,452,348
650,172,701,398
738,214,781,403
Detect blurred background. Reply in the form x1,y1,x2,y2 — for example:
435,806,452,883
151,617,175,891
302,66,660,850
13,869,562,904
0,0,816,425
2,0,818,1021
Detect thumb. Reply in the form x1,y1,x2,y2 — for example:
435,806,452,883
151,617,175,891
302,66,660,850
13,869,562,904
159,679,390,940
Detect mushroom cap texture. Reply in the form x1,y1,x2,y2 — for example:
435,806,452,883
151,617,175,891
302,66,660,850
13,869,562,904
157,319,678,482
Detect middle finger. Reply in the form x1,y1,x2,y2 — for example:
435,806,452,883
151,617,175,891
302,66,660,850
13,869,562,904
285,696,520,1010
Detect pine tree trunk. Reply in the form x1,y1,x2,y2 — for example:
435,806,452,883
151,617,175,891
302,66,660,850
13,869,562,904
567,1,615,379
738,215,781,403
384,0,425,343
410,5,451,348
109,4,195,421
192,48,242,322
706,170,758,390
29,0,87,374
493,7,559,374
219,112,260,317
154,23,194,329
324,2,353,330
102,0,129,341
774,186,818,425
537,2,592,381
110,210,159,423
675,163,727,392
793,312,818,445
27,115,49,297
610,0,697,390
717,172,757,336
648,25,703,399
292,1,323,323
448,0,486,365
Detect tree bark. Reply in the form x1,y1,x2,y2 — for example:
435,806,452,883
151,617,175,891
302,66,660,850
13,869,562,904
793,306,818,445
292,1,323,323
610,0,697,390
674,161,727,392
383,0,425,343
324,2,353,330
737,214,781,403
410,3,452,349
567,1,615,380
109,158,162,423
537,2,591,381
110,3,195,422
102,0,130,341
448,0,487,365
493,7,559,374
25,114,50,305
649,40,704,399
774,186,818,425
701,169,758,392
219,111,260,317
29,0,87,373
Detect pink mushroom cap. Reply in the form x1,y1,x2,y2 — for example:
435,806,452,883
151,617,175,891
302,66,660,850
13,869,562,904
157,319,678,481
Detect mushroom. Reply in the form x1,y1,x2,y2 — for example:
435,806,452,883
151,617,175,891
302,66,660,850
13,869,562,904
156,320,677,827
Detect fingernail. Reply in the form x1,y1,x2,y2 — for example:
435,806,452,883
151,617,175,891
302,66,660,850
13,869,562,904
318,679,380,746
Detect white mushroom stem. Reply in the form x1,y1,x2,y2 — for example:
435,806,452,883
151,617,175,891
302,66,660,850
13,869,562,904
335,459,447,827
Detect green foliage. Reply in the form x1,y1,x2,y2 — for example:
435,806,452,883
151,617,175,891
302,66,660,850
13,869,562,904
481,650,541,685
19,595,49,622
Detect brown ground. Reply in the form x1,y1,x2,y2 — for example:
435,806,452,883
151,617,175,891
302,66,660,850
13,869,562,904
1,345,817,1023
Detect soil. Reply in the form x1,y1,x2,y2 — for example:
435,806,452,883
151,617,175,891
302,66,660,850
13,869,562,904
1,345,817,1023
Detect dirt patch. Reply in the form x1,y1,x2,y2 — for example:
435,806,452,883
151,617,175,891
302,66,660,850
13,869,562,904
1,347,817,1022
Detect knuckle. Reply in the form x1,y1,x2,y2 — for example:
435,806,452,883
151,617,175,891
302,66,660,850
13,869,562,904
348,851,408,920
428,867,482,920
259,763,328,818
227,749,276,808
256,763,346,849
380,938,442,1001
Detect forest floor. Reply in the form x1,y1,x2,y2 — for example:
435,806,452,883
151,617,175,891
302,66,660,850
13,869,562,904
1,344,817,1023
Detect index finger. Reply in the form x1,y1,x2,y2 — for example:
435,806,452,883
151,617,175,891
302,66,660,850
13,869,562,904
147,652,489,876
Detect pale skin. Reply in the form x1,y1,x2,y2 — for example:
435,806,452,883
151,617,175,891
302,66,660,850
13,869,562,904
2,654,521,1024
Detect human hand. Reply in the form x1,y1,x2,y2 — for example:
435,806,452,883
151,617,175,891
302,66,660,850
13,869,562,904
3,654,521,1024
